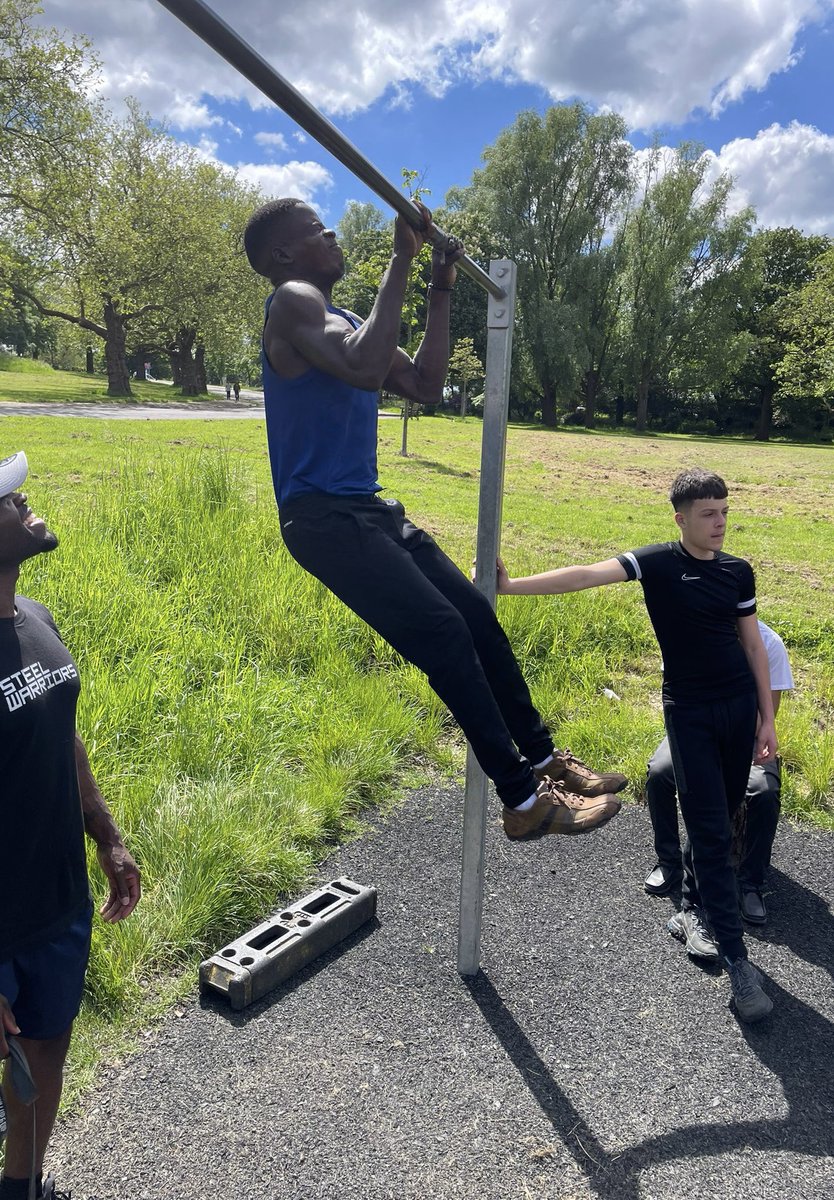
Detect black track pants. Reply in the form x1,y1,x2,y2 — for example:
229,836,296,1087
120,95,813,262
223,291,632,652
279,493,554,808
646,738,781,887
663,691,758,961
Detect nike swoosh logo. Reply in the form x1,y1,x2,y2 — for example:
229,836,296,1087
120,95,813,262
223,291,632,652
681,574,701,581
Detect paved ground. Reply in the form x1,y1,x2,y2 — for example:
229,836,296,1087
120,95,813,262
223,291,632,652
52,790,833,1200
0,394,266,420
0,391,400,421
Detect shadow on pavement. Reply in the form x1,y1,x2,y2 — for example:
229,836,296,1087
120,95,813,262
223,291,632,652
465,968,834,1200
746,867,834,981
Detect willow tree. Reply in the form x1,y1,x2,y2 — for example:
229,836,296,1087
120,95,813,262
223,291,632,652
619,143,754,431
457,104,634,425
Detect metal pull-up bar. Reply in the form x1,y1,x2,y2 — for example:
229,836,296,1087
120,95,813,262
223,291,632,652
156,0,505,300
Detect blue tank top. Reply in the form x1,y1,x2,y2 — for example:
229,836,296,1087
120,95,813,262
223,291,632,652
262,294,381,508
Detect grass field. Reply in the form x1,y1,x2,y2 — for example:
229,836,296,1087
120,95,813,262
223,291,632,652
0,355,201,404
1,386,833,1103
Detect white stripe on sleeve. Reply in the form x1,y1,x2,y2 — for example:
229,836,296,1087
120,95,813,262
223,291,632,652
623,551,641,581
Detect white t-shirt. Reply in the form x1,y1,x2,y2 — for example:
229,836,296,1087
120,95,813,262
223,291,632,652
759,620,794,691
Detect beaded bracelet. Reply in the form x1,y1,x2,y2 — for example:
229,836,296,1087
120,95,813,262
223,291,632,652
427,283,453,292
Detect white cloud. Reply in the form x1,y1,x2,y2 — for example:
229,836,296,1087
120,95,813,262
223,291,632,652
194,134,220,161
628,124,834,235
473,0,829,128
192,141,335,203
254,131,289,152
30,3,834,232
37,0,832,131
232,160,334,202
706,122,834,235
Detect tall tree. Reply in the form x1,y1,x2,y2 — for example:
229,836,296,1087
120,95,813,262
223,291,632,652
448,337,483,417
0,0,97,182
619,143,754,431
775,246,834,426
458,104,634,425
136,157,264,395
731,227,831,440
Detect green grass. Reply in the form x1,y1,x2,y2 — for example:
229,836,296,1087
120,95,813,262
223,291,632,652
0,356,203,403
1,399,832,1106
0,352,56,374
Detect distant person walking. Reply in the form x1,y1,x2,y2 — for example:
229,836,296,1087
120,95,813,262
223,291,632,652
233,380,240,403
225,379,232,402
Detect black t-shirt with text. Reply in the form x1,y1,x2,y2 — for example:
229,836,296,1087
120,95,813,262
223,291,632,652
616,542,757,704
0,596,89,960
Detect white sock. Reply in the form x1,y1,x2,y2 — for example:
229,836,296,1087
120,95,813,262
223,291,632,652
533,755,554,770
514,793,537,812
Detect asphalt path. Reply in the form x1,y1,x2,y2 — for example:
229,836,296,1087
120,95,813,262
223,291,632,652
0,391,400,420
51,791,833,1200
0,394,267,421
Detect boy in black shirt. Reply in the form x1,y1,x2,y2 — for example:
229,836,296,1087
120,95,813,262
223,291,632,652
497,469,776,1023
0,452,141,1200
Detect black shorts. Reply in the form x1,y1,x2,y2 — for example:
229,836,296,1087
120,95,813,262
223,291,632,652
0,901,93,1039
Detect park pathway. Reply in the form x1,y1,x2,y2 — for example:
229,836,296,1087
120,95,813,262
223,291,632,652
52,790,833,1200
0,391,400,421
0,394,266,420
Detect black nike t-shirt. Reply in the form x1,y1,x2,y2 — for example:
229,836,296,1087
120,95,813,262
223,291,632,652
0,596,89,960
616,542,757,704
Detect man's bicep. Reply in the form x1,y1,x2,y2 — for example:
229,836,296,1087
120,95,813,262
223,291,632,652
586,558,630,586
383,348,422,402
736,612,763,649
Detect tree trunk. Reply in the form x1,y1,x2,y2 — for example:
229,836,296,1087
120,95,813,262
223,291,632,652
541,382,557,427
754,387,773,442
614,393,624,426
169,349,182,386
102,300,132,397
635,372,650,431
176,327,200,395
583,369,598,429
400,398,410,456
195,344,207,394
459,380,467,418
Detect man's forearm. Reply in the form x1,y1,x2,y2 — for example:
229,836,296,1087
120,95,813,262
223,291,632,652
75,733,125,850
747,645,775,726
411,287,452,402
346,253,414,381
503,565,605,595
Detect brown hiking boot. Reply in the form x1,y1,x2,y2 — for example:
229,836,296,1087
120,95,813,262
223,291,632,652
503,779,621,840
535,749,628,798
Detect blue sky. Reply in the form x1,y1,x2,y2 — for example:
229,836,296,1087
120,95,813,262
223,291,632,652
40,0,834,234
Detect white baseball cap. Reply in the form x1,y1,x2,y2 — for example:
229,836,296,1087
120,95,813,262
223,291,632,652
0,451,28,497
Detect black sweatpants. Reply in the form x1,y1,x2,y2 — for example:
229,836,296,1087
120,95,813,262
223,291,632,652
664,690,758,961
646,738,781,887
279,492,554,808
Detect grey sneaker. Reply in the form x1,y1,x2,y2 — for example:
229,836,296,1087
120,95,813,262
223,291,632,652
667,908,719,959
725,957,773,1022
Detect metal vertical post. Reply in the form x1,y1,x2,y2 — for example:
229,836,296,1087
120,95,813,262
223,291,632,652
457,260,517,977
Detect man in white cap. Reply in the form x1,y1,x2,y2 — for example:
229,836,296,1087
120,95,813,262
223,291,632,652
0,452,141,1200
